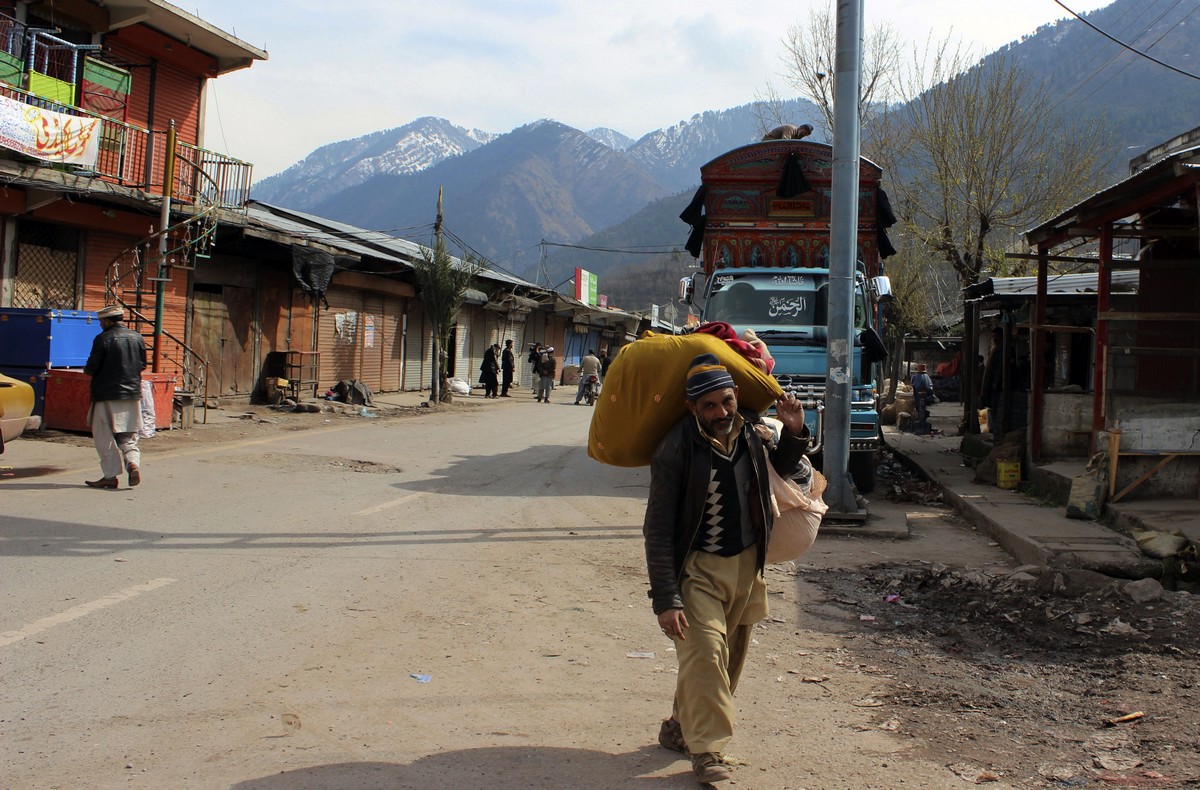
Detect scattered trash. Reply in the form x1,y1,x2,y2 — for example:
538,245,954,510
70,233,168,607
1100,618,1141,636
859,614,876,622
851,698,884,707
626,651,655,659
1103,711,1145,727
409,673,432,683
884,594,901,604
801,675,830,683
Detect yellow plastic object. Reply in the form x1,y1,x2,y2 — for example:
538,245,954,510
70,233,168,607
587,331,784,467
0,372,36,443
997,459,1021,490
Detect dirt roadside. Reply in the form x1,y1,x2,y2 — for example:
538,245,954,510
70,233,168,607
17,401,1200,789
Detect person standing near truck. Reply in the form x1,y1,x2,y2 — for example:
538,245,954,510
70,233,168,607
83,305,147,489
643,353,809,784
910,363,935,431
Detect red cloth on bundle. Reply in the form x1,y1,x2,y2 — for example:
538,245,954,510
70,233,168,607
694,322,776,374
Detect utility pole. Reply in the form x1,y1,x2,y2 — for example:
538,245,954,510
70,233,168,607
151,121,176,374
430,187,444,404
823,0,864,515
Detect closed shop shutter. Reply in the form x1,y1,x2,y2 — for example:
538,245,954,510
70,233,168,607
451,313,472,382
83,231,131,309
468,307,493,389
318,288,362,390
359,294,384,393
153,62,201,144
380,297,404,392
402,302,426,392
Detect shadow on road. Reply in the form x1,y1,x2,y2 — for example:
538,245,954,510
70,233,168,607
229,745,693,789
390,444,649,500
0,515,643,558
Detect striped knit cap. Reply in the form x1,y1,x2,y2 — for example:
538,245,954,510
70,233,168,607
685,353,735,401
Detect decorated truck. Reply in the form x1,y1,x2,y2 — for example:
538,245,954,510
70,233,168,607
677,137,894,493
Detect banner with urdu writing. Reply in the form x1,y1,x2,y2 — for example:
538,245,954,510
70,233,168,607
0,94,100,166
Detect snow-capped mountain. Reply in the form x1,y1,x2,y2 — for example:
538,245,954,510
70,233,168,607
252,116,495,207
586,127,635,151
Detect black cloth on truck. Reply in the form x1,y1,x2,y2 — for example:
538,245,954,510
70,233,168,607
679,186,707,259
776,153,811,198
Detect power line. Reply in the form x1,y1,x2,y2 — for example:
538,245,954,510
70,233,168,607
1051,0,1175,111
1052,0,1200,81
542,240,683,255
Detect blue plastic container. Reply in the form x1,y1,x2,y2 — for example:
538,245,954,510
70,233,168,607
0,307,100,368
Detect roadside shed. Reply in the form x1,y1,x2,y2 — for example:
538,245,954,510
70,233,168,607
1024,130,1200,500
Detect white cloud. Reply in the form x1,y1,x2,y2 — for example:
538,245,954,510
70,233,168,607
188,0,1112,179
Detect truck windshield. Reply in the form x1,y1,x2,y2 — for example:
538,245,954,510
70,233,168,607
708,274,867,328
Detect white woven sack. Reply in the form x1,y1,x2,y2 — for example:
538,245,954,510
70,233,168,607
765,462,828,563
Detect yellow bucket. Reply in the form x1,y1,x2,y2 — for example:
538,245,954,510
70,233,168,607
997,460,1021,490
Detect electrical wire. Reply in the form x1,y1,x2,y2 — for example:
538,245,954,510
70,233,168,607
1051,0,1176,111
1052,0,1200,80
542,240,683,255
1056,0,1191,112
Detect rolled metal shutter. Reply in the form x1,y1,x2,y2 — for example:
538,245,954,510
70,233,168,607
380,296,404,393
402,303,426,392
318,288,361,391
359,294,383,394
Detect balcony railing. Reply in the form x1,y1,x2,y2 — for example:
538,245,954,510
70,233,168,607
0,81,253,209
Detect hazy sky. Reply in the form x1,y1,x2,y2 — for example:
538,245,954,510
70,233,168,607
185,1,1114,180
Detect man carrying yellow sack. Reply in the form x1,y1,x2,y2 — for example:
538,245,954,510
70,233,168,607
643,352,809,784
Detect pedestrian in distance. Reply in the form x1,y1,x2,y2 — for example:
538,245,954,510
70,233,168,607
500,339,516,397
980,326,1005,440
643,353,810,784
83,305,147,489
599,348,613,381
480,342,501,398
535,347,557,403
528,343,543,393
910,362,935,433
574,348,602,405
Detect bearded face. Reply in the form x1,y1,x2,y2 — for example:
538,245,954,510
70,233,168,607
687,386,739,439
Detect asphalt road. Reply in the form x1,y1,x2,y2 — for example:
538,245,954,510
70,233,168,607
2,399,1012,789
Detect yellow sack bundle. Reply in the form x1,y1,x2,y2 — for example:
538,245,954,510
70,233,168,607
587,331,784,467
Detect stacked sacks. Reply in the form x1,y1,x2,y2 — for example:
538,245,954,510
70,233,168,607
587,330,783,467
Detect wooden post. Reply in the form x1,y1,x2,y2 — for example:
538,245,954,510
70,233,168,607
1091,222,1112,449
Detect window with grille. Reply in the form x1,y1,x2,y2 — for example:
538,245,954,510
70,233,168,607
12,220,79,309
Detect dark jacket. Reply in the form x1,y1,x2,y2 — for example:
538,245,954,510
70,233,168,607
481,347,499,374
84,323,147,402
643,409,809,614
536,354,557,379
501,348,515,372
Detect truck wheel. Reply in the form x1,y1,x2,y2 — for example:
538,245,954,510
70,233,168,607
848,452,877,494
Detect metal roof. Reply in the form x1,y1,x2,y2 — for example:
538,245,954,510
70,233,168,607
242,201,539,292
1025,145,1200,247
964,270,1140,302
102,0,267,74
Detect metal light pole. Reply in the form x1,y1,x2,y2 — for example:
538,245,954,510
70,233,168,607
152,121,176,374
823,0,864,515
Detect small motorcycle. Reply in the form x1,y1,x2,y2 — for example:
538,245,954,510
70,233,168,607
582,373,601,406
